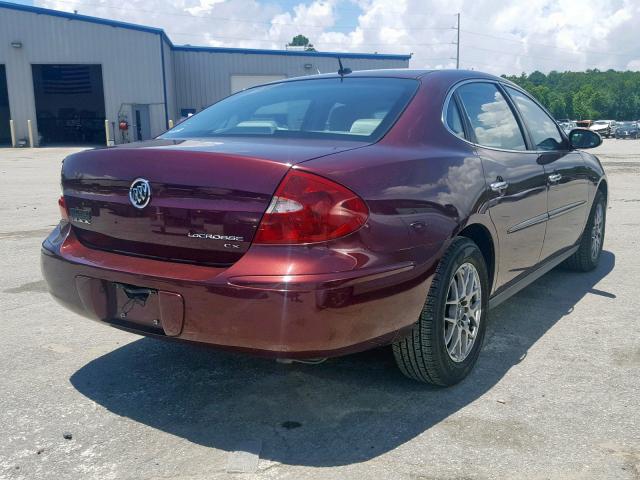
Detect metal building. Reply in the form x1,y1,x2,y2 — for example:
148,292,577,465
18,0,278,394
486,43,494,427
0,1,410,146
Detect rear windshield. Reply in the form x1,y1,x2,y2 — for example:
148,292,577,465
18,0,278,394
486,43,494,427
161,77,418,142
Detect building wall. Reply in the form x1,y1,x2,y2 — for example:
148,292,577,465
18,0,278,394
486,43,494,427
173,50,410,115
0,3,410,145
0,7,167,145
162,37,177,127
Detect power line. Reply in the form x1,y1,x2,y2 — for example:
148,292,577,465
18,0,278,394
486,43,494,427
168,30,451,47
466,45,583,63
463,45,633,70
455,13,460,69
48,0,468,19
40,0,458,31
461,29,639,58
461,55,633,72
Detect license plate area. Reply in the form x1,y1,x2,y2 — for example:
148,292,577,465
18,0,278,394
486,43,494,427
74,276,185,337
114,283,160,330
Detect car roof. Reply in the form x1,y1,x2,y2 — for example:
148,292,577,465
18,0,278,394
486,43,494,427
279,68,508,83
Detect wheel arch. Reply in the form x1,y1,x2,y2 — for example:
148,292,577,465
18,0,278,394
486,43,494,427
457,222,496,292
597,178,608,204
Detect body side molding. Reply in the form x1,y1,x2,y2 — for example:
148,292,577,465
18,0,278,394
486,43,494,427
489,245,579,310
548,200,587,220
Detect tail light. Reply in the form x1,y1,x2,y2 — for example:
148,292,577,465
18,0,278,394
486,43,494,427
254,170,368,244
58,196,69,221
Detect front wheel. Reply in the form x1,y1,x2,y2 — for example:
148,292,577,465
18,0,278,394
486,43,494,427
564,191,606,271
392,237,489,386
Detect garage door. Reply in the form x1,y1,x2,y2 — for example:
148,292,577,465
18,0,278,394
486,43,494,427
230,75,286,94
0,65,10,145
32,64,105,145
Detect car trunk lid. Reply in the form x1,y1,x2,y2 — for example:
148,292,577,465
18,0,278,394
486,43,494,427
62,138,366,266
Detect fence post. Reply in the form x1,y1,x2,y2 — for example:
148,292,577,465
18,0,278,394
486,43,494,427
27,119,35,148
9,119,16,147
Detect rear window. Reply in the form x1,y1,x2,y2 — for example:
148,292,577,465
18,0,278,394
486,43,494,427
161,77,418,142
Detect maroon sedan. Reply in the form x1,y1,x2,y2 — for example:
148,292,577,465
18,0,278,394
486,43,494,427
42,69,607,385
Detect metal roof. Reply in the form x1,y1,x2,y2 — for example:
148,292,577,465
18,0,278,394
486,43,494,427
173,45,411,61
0,1,412,61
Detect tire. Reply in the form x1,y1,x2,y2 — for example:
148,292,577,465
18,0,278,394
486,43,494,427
392,237,489,386
564,191,606,272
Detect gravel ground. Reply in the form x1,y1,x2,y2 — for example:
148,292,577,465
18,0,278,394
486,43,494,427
0,140,639,480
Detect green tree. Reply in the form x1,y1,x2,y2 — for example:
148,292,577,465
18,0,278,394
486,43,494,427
528,70,547,86
573,85,596,120
504,70,640,120
288,34,316,51
547,92,567,119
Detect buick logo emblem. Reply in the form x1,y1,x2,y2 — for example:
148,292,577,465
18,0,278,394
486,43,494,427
129,178,152,209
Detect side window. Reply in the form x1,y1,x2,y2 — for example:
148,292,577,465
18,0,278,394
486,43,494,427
456,82,526,151
446,98,466,139
504,86,566,151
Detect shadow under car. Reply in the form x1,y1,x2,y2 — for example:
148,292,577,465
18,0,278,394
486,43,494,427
70,251,615,467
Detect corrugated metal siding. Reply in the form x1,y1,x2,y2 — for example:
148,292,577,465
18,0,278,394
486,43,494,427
0,7,166,144
162,37,177,126
173,51,409,113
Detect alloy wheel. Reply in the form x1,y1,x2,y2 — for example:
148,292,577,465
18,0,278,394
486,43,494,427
444,262,482,363
591,202,604,261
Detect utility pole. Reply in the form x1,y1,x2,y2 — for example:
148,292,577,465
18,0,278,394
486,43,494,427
455,13,460,69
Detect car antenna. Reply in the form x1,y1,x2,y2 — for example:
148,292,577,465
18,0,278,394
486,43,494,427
337,57,352,78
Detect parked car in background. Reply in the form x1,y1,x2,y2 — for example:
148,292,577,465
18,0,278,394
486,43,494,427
42,70,608,386
559,120,577,135
614,121,639,139
614,121,638,139
590,120,616,138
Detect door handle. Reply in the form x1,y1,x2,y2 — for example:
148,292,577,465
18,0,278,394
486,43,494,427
548,173,562,183
410,221,427,232
490,181,509,195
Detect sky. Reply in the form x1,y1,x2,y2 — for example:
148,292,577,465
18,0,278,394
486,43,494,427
11,0,640,74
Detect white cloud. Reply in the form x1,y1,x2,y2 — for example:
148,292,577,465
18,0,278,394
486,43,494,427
35,0,640,74
185,0,227,17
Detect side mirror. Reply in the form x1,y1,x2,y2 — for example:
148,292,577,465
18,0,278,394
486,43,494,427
568,128,602,149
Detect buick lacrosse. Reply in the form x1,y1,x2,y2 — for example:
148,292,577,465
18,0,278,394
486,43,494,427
42,69,607,385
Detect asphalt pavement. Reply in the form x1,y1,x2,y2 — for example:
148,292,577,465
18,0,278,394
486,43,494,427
0,140,638,479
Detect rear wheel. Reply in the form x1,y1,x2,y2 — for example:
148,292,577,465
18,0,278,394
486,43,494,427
392,237,488,386
564,191,606,272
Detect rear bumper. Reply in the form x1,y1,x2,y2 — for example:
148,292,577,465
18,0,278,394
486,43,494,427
41,223,431,358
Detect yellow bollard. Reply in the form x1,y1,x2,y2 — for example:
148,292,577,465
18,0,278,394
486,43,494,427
27,119,35,148
9,119,16,147
168,119,174,129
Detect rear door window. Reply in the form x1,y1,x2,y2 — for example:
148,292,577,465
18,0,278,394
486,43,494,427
456,82,526,151
446,98,466,139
